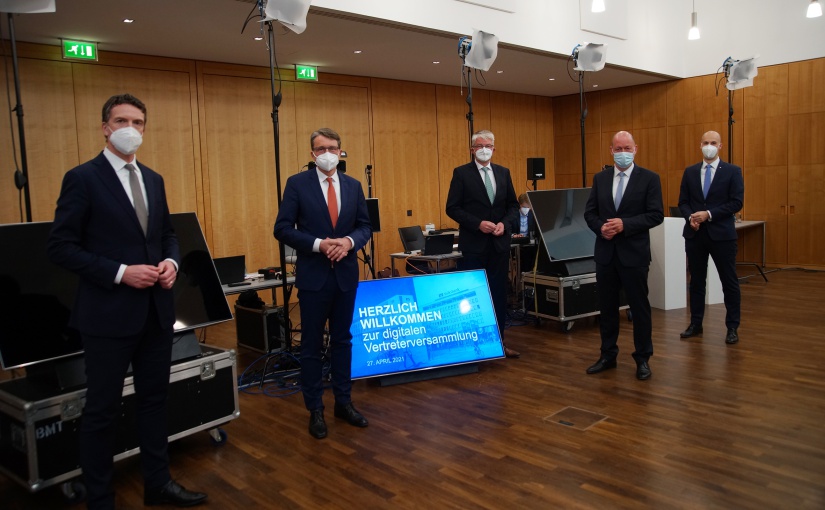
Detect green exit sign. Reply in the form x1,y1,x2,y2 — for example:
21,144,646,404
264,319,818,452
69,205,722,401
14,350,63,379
62,39,98,61
295,64,318,81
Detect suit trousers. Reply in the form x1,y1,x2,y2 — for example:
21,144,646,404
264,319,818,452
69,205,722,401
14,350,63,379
596,257,653,363
80,294,173,510
460,249,509,340
297,269,358,411
686,228,741,329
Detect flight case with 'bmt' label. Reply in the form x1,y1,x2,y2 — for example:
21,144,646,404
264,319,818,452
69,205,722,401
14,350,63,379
0,344,239,496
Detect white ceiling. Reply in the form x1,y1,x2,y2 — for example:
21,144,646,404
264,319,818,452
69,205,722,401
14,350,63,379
4,0,675,97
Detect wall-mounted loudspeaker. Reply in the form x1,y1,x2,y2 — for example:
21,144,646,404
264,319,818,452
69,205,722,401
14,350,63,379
527,158,545,180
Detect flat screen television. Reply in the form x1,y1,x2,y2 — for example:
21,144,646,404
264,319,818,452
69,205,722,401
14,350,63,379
527,188,596,261
0,212,232,370
349,270,504,380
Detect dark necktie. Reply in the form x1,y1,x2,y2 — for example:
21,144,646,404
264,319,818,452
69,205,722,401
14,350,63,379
125,163,148,235
703,164,713,198
327,177,338,228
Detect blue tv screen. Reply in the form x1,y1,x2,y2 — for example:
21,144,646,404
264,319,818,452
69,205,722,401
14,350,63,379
350,270,505,380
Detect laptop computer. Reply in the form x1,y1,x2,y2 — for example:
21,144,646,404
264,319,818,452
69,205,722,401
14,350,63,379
421,233,455,256
398,226,425,252
213,255,246,286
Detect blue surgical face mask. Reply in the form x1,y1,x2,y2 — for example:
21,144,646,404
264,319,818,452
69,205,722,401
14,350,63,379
520,207,530,215
613,151,634,169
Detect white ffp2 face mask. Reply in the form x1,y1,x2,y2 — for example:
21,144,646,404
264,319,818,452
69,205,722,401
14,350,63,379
315,152,339,172
702,144,719,160
475,147,493,163
108,127,143,155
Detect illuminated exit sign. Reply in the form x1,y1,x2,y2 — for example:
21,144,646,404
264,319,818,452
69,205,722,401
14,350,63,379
62,40,97,61
295,64,318,81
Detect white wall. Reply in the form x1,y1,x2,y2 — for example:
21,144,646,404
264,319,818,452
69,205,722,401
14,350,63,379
313,0,825,78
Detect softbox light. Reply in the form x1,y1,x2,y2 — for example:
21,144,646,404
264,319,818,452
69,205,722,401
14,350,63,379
262,0,310,34
460,29,499,72
573,43,607,72
0,0,55,13
726,57,758,90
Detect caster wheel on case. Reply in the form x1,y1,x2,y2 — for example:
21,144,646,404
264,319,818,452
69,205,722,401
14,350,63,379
209,427,228,445
61,480,87,504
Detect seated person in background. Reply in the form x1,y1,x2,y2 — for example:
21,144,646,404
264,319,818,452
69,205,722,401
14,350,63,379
511,193,536,238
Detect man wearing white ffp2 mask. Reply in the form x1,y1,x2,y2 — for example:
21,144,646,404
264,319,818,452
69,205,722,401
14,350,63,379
677,130,744,346
446,129,521,359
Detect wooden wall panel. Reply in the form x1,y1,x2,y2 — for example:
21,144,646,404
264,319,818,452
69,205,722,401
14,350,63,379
789,59,825,115
788,164,825,265
371,79,439,271
535,96,556,190
599,88,633,135
490,91,538,195
632,82,668,129
199,74,295,272
0,59,78,224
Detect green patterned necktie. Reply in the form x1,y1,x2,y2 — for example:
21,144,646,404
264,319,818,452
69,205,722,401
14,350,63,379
483,167,495,204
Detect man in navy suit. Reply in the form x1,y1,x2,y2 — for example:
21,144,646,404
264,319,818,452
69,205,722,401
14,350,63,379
584,131,664,380
274,128,372,439
678,131,744,344
48,94,206,508
446,130,520,358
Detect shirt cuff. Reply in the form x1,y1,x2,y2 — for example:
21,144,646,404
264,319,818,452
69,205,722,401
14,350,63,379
313,238,322,253
707,210,713,221
345,236,355,250
115,264,127,284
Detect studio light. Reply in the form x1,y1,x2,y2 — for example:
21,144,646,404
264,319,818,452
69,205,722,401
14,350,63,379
458,29,499,72
725,56,759,90
262,0,310,34
808,0,823,18
592,0,606,13
0,0,55,12
688,1,700,40
572,43,607,72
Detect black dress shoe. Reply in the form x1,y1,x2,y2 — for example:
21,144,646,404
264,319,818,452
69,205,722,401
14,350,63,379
586,358,617,374
725,328,739,344
309,409,327,439
334,402,369,427
680,323,703,338
145,480,207,507
636,361,652,381
504,346,521,358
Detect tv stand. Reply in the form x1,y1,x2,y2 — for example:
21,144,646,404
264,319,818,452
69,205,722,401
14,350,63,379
373,363,478,387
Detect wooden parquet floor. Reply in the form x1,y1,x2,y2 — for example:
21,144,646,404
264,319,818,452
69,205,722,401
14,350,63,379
2,268,824,509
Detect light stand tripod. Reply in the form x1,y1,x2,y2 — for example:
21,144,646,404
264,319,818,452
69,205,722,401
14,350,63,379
725,60,735,163
578,70,588,187
6,14,32,222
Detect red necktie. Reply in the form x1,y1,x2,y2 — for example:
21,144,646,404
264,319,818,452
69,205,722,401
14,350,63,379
327,177,338,228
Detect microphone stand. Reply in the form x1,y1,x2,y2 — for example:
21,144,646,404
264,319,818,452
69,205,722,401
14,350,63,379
362,165,376,279
7,14,32,222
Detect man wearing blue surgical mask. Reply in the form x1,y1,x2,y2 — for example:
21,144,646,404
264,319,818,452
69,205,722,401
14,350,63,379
677,131,744,345
584,131,664,381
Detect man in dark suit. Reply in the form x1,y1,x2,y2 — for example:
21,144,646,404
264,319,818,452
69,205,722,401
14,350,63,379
511,192,537,238
584,131,664,380
446,130,520,358
47,94,206,509
678,130,744,344
273,128,372,439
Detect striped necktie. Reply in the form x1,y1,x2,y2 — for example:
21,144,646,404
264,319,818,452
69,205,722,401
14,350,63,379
125,163,148,235
483,167,495,204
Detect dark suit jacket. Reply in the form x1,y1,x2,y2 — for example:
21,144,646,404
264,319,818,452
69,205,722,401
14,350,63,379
445,161,519,254
47,152,179,337
273,169,371,292
678,160,744,241
584,165,664,267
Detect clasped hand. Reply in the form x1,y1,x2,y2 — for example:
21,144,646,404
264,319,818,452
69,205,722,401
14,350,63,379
479,220,505,236
689,210,709,231
600,218,624,240
320,237,353,262
122,260,177,289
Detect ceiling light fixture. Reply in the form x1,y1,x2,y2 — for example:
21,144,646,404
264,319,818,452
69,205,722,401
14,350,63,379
592,0,606,13
123,19,134,24
353,50,362,54
808,0,823,18
254,36,263,41
432,61,440,64
688,1,700,40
